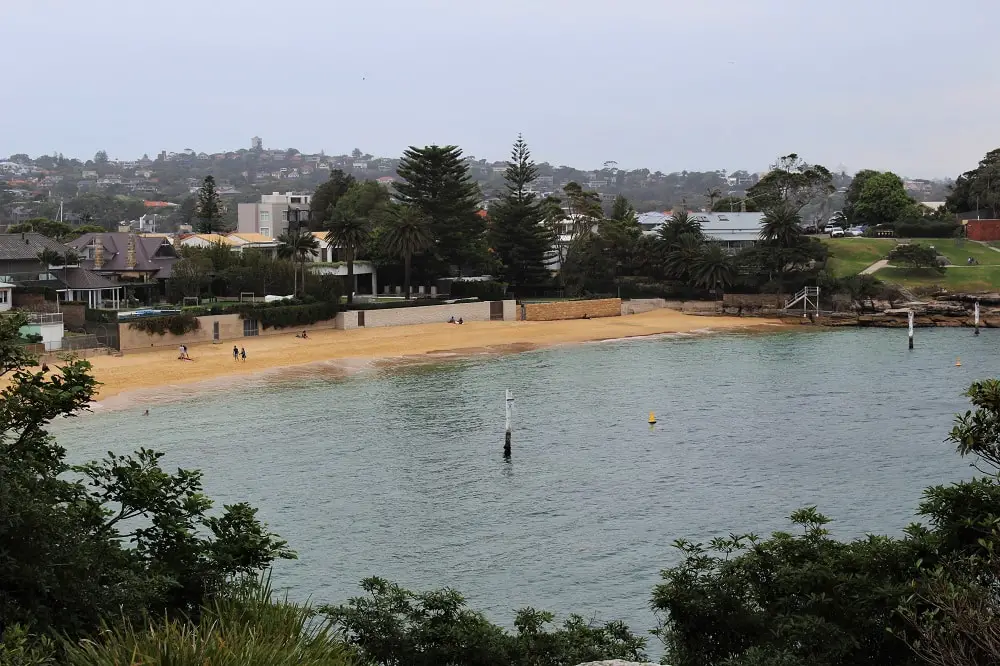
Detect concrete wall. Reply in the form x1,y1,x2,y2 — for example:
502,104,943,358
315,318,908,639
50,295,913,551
337,300,514,329
621,298,667,315
118,313,340,352
523,298,621,321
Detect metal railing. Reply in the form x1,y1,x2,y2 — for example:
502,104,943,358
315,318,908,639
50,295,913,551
23,312,63,325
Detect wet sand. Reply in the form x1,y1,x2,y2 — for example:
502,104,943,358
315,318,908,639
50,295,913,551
67,310,782,403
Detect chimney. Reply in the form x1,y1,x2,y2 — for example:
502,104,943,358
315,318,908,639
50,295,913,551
126,233,137,269
93,234,104,269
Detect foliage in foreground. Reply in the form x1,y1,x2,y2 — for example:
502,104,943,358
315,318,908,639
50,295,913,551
323,577,648,666
62,577,354,666
0,311,293,643
653,378,1000,666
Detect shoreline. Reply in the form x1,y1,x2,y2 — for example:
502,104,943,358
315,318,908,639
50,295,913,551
77,310,784,410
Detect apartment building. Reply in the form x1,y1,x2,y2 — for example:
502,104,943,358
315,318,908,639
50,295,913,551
236,191,312,238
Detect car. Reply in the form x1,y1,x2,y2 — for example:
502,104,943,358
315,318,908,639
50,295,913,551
824,224,837,234
847,227,864,237
829,228,845,238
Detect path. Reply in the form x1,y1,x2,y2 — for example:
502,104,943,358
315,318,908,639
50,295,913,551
861,259,889,274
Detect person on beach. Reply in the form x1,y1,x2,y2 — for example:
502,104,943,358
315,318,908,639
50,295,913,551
143,409,149,416
240,347,247,362
448,316,456,324
41,363,49,373
233,345,239,361
457,317,463,325
296,330,309,338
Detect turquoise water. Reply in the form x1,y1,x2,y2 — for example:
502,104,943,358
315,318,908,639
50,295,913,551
53,327,992,640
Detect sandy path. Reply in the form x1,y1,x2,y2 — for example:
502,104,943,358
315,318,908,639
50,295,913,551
62,310,781,401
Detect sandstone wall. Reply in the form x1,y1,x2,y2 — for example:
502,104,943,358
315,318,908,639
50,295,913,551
523,298,621,321
118,313,339,352
337,300,512,329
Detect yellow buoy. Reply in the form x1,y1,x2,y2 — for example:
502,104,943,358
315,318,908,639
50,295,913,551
648,411,657,424
956,358,962,367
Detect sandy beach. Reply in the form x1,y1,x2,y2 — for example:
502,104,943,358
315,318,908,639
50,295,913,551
62,309,781,402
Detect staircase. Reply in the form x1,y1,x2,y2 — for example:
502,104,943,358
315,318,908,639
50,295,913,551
784,287,820,314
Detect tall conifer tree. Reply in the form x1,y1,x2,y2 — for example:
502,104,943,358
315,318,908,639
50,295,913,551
487,135,553,289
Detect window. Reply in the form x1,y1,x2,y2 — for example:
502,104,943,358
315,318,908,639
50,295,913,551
281,209,288,221
260,227,270,237
243,318,259,337
290,196,301,204
0,290,8,304
259,210,271,223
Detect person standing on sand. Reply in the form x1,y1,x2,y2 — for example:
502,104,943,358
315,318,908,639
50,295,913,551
240,347,247,362
233,345,239,361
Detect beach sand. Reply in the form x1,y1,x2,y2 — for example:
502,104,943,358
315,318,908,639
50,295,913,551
67,309,781,402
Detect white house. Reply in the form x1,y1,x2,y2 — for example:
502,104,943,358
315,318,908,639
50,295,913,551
0,282,13,312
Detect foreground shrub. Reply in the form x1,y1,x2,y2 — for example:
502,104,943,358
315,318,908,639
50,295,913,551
64,578,354,666
323,577,647,666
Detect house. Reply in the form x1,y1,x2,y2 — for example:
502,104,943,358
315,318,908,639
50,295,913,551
68,232,178,299
226,233,280,257
178,233,235,249
0,281,13,312
0,233,123,309
352,161,368,171
237,192,312,237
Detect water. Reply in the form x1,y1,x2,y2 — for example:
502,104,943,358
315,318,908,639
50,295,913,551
52,327,991,643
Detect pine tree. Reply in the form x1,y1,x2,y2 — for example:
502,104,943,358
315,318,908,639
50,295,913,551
394,145,483,275
195,175,223,234
487,135,553,289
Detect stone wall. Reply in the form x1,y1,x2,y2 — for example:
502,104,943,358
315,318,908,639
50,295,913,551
523,298,621,321
118,313,339,352
722,293,788,309
337,300,513,329
62,303,86,332
621,298,667,315
661,300,722,314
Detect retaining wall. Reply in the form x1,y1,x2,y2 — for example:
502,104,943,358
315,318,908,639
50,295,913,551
118,313,339,352
337,300,514,329
722,293,788,309
523,298,621,321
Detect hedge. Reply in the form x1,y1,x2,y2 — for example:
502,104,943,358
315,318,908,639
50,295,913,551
85,308,118,323
238,301,338,330
127,312,201,336
449,280,507,301
349,298,479,311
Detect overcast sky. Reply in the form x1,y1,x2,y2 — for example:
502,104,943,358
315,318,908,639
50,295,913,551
4,0,997,178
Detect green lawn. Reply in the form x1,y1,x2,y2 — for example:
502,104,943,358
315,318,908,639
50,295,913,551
909,238,1000,266
821,238,899,277
876,265,1000,292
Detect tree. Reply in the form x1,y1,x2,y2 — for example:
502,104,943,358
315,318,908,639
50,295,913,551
351,148,362,159
657,210,704,247
842,169,879,224
887,243,945,272
850,171,916,227
36,248,64,268
10,218,74,241
277,231,320,296
94,150,108,164
610,194,638,226
705,187,722,211
561,181,603,237
946,148,1000,217
692,244,737,291
394,145,483,274
325,181,388,302
381,204,433,300
195,176,223,234
0,312,292,639
168,256,213,300
664,233,704,283
746,153,835,211
310,169,355,230
759,204,805,248
486,136,553,290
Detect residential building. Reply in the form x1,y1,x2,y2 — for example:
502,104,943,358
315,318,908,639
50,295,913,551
0,281,13,311
237,192,312,237
638,212,765,252
178,233,235,249
227,233,280,257
68,233,178,297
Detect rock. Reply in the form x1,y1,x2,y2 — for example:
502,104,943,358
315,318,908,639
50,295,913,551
573,662,662,666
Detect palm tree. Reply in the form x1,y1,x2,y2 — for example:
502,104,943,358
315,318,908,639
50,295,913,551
277,231,319,296
692,244,736,292
759,205,804,248
705,187,722,211
325,208,370,303
381,206,433,300
657,210,703,246
664,233,704,283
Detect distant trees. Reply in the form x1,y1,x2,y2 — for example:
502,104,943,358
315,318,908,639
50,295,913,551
844,171,916,227
487,135,553,290
94,150,108,164
746,153,835,216
195,175,223,234
324,180,390,302
946,148,1000,217
395,145,484,274
309,169,355,231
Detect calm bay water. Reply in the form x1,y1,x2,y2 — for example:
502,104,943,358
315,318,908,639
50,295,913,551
53,327,992,641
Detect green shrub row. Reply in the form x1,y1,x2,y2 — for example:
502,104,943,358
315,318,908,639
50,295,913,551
239,301,338,330
127,313,201,336
349,297,478,312
449,280,507,301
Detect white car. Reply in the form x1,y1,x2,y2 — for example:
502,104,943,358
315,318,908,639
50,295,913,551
847,227,864,237
829,228,845,238
824,224,837,234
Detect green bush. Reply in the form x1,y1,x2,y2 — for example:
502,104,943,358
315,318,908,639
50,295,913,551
449,280,507,301
323,577,646,666
239,301,338,330
350,298,478,312
304,274,346,304
19,333,43,344
894,219,961,238
127,312,201,336
63,578,354,666
84,308,117,324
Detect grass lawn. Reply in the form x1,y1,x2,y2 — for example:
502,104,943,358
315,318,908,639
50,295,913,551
907,238,1000,266
821,237,899,277
876,265,1000,292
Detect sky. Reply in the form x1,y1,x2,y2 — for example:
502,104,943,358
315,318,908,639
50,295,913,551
3,0,998,178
